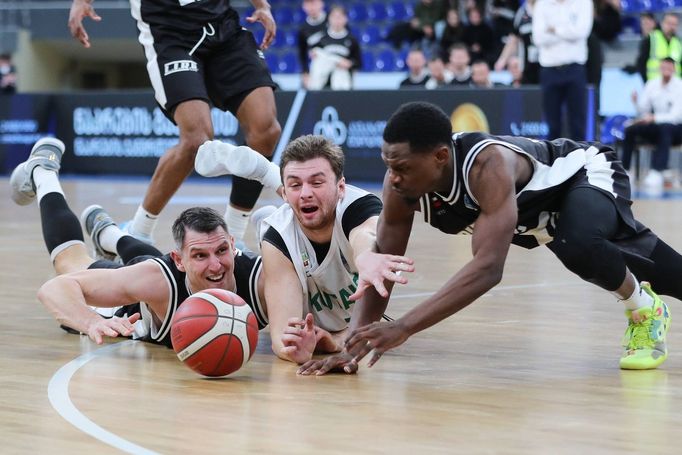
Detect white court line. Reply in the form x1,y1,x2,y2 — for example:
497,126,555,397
47,280,580,453
48,340,159,455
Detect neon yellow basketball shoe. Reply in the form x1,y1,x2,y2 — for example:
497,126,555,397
620,283,671,370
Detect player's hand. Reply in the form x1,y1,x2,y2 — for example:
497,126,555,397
281,313,317,364
68,0,101,48
345,320,410,367
350,251,414,301
313,326,342,353
246,7,276,50
86,313,141,345
297,351,358,375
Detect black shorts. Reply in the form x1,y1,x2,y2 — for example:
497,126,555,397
140,16,276,121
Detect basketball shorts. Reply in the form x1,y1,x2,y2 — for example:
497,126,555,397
140,17,276,121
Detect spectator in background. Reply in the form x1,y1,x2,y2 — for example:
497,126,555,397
439,8,465,60
0,54,17,94
507,55,523,86
635,12,681,82
462,7,496,65
307,5,361,90
640,12,657,38
621,58,682,195
487,0,520,59
470,60,496,87
586,0,621,87
425,56,454,88
447,43,473,85
532,0,593,140
387,0,447,49
494,0,540,84
298,0,327,89
400,48,430,88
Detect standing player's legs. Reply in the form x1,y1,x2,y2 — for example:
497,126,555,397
546,186,671,369
128,99,214,241
9,138,94,275
226,86,281,244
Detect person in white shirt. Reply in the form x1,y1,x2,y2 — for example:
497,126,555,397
532,0,593,140
621,57,682,194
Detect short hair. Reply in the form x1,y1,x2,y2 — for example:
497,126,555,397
662,57,676,65
329,4,346,15
172,207,228,249
383,102,452,153
280,134,345,180
448,43,468,54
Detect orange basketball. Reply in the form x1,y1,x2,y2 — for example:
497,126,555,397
170,289,259,377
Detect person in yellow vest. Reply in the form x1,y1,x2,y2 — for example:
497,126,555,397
635,12,681,82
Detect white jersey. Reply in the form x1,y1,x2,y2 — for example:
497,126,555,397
262,185,370,331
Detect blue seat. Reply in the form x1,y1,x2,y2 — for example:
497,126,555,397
274,7,294,27
278,51,300,74
362,50,376,72
265,53,279,74
368,2,388,21
360,25,383,45
375,49,397,71
600,115,629,144
387,2,409,21
348,3,369,22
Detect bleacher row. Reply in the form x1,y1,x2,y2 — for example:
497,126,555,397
241,0,682,75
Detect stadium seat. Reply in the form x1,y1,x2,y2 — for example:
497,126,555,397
362,50,376,72
348,3,369,22
278,51,300,74
360,25,383,45
282,28,298,47
387,2,409,21
265,53,279,74
368,2,389,21
600,115,629,144
274,7,294,27
375,48,397,71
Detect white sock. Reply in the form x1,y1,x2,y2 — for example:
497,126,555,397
98,224,126,254
33,167,64,202
618,280,654,311
129,205,158,238
195,140,281,188
225,205,251,243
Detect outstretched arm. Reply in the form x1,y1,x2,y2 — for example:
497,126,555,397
68,0,101,48
346,145,520,366
37,261,169,344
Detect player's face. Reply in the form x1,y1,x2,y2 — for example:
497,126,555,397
282,157,345,236
382,142,449,201
174,227,237,293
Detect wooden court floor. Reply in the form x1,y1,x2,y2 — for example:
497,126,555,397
2,176,682,454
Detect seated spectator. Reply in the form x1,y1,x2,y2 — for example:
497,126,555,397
494,0,539,85
470,60,496,87
447,43,472,85
439,9,465,60
0,54,17,94
307,5,362,91
635,12,681,83
507,55,523,87
640,12,657,38
462,7,496,65
400,48,430,88
298,0,328,89
621,58,682,195
425,56,454,89
387,0,447,49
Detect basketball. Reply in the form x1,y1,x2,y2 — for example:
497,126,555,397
170,289,259,377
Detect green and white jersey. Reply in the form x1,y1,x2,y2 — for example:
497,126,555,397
262,184,381,332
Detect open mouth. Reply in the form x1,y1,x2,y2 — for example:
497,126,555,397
301,206,318,214
206,273,225,283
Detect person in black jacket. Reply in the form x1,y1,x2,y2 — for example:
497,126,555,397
298,0,328,89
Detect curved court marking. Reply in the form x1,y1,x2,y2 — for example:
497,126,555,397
48,280,581,453
48,340,159,455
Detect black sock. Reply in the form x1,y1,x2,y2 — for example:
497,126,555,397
116,235,163,264
39,192,84,255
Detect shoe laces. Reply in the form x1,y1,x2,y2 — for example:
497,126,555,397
625,310,656,350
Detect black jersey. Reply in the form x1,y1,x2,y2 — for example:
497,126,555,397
419,132,646,250
310,29,362,71
115,249,266,348
512,3,540,84
298,14,328,74
136,0,239,31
